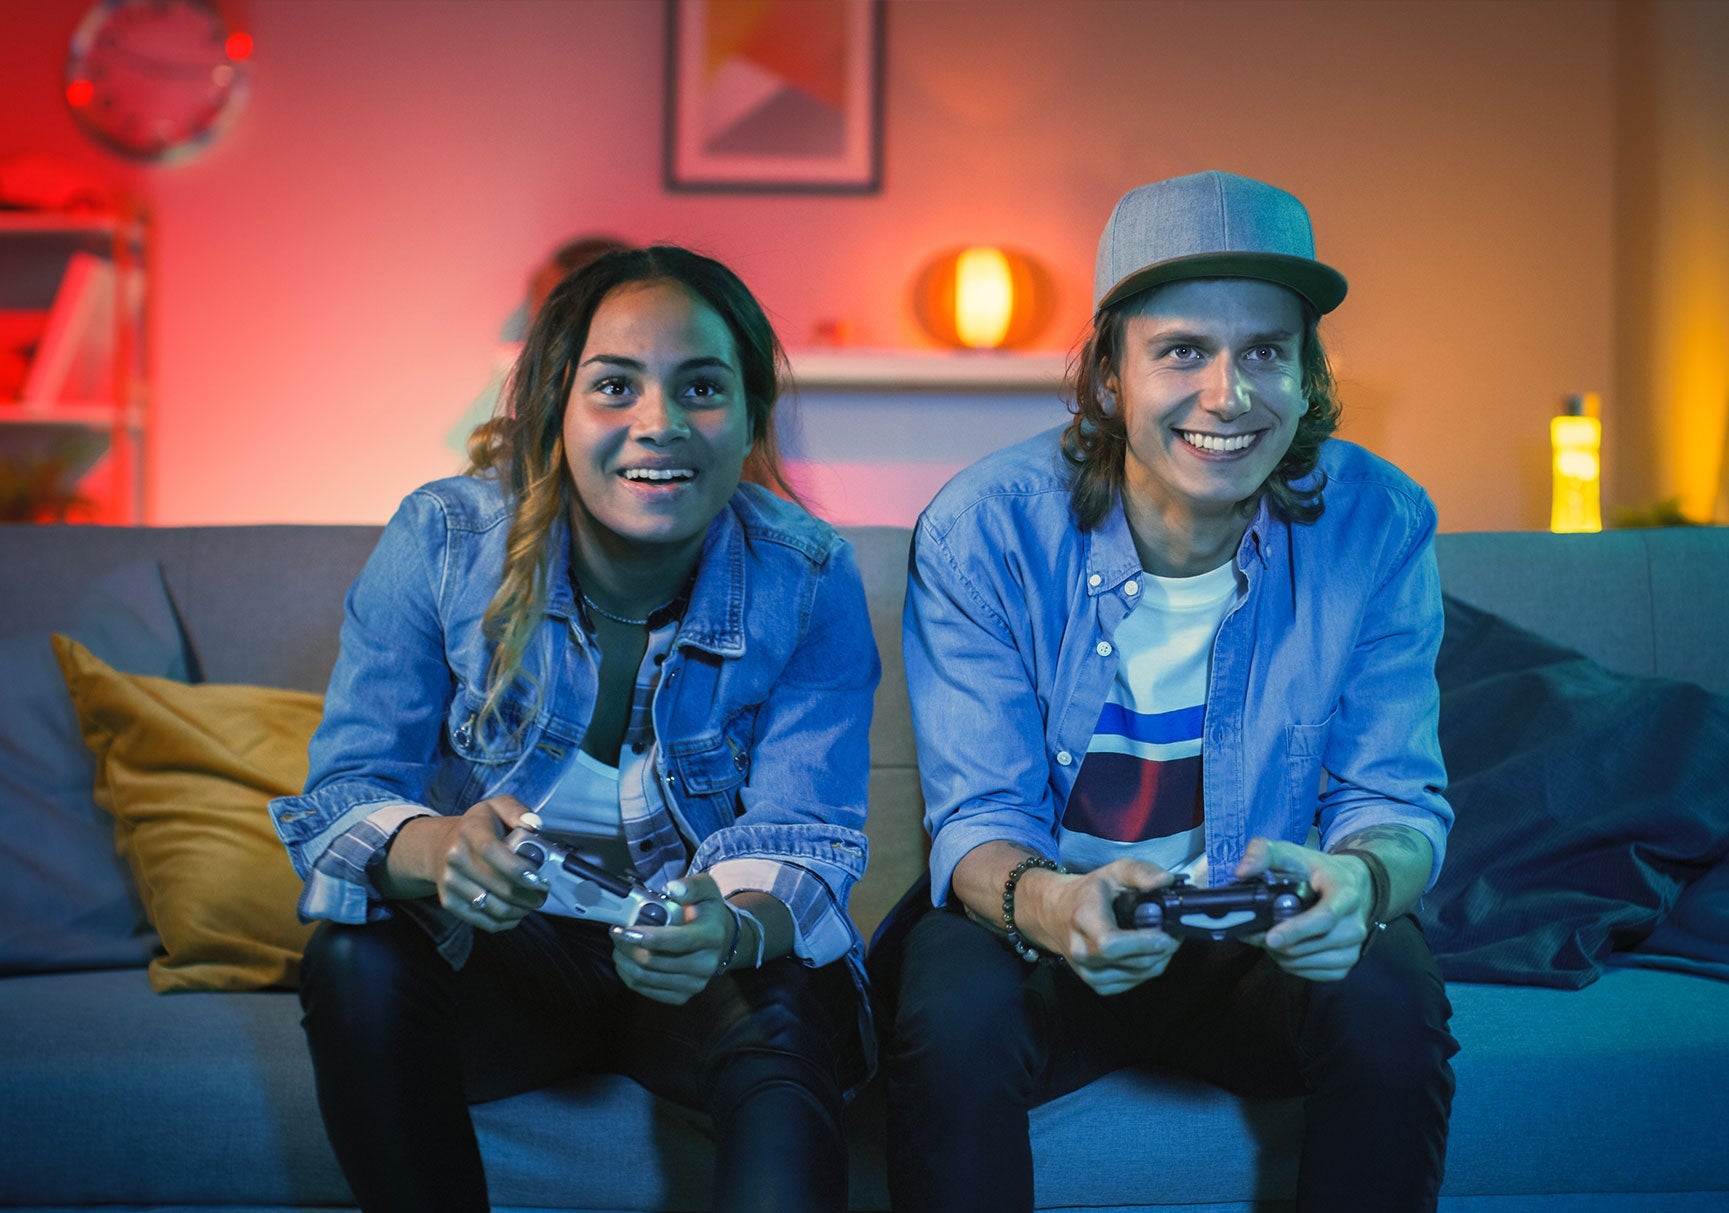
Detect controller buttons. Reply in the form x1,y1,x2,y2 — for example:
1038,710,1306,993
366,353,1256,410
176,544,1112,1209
637,903,670,927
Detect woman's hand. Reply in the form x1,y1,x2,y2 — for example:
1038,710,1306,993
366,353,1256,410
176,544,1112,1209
1014,857,1182,996
380,796,547,932
609,873,742,1006
1235,837,1371,982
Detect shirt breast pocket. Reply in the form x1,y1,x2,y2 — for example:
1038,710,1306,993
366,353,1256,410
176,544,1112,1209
1283,714,1333,824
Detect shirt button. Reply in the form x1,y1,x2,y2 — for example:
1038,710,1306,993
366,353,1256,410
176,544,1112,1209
1125,580,1139,597
1087,574,1101,588
1095,640,1112,657
1056,750,1073,766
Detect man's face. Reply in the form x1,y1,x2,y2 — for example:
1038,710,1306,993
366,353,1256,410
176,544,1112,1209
1110,277,1308,530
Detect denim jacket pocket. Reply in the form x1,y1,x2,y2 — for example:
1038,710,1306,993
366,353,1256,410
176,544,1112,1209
441,685,548,809
1284,714,1334,825
667,734,749,832
445,686,536,764
670,736,747,793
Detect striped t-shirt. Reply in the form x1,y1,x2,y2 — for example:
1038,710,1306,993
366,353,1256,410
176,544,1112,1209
1059,560,1238,882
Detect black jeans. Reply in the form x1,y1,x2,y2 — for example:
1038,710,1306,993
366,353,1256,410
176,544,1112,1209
880,903,1457,1213
298,910,866,1213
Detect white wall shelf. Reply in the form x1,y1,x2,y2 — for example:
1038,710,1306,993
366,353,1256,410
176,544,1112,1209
787,349,1068,393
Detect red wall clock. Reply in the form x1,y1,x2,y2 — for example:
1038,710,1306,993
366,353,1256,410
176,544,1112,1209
65,0,252,164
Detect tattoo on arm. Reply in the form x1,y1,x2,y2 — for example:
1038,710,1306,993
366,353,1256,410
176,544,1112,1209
1329,823,1428,863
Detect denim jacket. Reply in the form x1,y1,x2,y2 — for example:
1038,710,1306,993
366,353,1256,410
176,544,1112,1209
270,475,881,971
903,429,1452,906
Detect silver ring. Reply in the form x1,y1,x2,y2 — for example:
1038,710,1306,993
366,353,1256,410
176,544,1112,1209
469,891,489,912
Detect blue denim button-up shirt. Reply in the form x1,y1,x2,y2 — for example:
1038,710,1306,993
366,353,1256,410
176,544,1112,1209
270,474,880,970
904,429,1451,906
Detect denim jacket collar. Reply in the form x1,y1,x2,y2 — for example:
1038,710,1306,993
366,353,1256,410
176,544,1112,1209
540,502,746,659
679,508,747,658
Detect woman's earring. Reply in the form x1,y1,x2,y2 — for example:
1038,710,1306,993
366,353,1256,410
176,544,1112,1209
1098,388,1117,418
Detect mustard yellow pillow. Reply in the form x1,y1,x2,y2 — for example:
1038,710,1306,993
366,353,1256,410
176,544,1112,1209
52,634,321,993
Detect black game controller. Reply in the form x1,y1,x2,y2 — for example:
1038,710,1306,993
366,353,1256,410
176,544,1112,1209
504,827,675,928
1112,875,1317,942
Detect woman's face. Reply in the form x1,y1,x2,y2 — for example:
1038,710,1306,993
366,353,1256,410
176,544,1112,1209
562,279,753,561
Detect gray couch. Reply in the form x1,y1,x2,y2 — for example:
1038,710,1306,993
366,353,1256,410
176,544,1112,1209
2,520,1726,1212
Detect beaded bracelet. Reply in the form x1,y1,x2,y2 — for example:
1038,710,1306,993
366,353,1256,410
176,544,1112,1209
1002,855,1065,963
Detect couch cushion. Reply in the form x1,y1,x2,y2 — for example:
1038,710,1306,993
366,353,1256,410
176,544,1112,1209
0,967,885,1212
1420,595,1729,988
1442,968,1729,1198
0,559,186,976
0,969,346,1207
55,636,321,993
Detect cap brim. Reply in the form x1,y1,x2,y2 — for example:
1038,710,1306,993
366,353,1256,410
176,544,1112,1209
1097,251,1348,315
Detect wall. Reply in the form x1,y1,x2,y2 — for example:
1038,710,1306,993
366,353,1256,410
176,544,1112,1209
1614,0,1729,523
0,0,1624,529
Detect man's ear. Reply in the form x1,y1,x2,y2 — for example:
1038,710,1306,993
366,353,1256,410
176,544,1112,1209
1098,368,1119,418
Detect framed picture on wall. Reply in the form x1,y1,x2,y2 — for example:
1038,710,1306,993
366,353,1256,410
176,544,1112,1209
664,0,884,193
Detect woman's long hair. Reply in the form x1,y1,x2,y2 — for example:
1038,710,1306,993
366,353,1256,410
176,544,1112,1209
1061,284,1342,531
464,246,797,731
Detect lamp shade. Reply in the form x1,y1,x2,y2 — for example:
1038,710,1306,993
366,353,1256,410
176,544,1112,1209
913,246,1053,350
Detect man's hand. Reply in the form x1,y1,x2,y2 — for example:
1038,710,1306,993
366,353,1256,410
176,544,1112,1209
1011,857,1182,996
609,872,740,1006
1235,838,1371,982
381,795,547,932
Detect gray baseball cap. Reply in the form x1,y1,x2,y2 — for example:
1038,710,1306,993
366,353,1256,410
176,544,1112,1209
1093,171,1348,314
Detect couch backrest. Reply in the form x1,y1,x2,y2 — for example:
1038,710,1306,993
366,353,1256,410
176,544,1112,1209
1435,528,1729,696
5,521,1724,939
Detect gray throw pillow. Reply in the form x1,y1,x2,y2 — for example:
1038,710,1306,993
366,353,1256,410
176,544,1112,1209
0,560,190,974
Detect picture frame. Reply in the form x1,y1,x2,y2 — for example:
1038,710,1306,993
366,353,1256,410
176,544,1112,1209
663,0,885,194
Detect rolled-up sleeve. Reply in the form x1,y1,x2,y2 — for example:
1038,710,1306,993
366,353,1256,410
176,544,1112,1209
1314,492,1453,890
903,516,1064,906
269,491,455,923
688,537,879,965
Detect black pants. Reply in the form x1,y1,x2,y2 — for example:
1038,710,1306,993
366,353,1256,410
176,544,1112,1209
298,910,866,1213
880,904,1457,1213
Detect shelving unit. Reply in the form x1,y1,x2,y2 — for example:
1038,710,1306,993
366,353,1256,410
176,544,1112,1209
0,206,151,523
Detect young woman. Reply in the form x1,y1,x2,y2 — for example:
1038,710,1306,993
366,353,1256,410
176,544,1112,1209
271,246,879,1212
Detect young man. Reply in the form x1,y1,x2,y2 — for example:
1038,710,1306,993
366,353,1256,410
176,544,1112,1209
882,171,1458,1212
